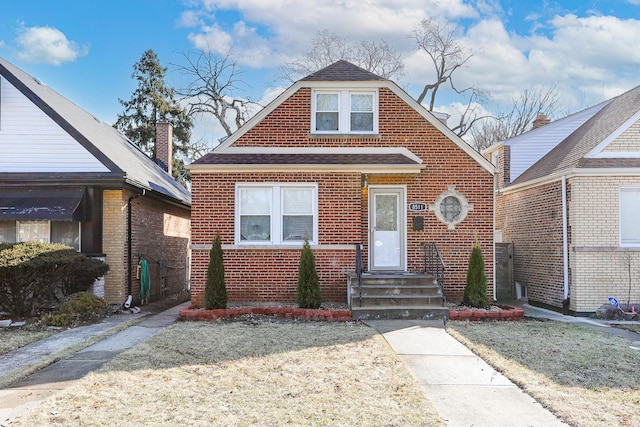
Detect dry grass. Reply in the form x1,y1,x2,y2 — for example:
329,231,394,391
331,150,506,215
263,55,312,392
447,319,640,427
15,319,444,426
0,328,56,355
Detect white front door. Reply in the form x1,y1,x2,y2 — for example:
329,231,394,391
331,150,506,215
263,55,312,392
369,187,405,271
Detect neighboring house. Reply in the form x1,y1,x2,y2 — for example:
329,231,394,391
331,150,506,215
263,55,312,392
484,85,640,315
0,57,191,306
188,60,495,315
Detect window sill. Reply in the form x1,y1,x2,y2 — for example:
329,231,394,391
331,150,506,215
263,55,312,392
308,133,381,139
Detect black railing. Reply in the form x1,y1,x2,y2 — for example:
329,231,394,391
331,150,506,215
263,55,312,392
424,242,446,305
355,242,364,307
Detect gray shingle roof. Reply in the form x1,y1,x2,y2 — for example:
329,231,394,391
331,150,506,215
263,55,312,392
0,57,190,206
300,60,385,82
510,85,640,185
196,152,419,165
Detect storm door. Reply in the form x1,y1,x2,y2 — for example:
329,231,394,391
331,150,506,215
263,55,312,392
369,187,405,271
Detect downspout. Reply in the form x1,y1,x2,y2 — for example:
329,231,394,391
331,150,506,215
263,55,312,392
125,190,145,308
561,176,569,309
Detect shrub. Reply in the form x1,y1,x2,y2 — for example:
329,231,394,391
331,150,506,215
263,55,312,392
0,242,109,318
297,238,321,309
204,232,227,309
463,241,488,308
58,256,110,296
44,292,108,326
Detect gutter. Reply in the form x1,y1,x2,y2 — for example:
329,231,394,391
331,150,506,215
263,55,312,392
125,190,145,308
562,176,570,305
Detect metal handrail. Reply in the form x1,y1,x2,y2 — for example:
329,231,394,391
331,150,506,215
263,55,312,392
355,243,363,307
424,242,446,305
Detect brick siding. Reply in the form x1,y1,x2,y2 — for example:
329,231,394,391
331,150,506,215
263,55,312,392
101,189,190,305
190,86,494,306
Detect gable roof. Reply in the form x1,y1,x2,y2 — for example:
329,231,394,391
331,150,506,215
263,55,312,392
511,85,640,185
197,61,494,175
0,57,190,206
301,60,385,82
498,102,609,182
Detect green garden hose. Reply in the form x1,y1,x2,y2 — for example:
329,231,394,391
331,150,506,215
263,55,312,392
139,259,150,304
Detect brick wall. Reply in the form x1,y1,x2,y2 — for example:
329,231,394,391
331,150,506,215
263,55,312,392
603,120,640,152
497,181,565,309
101,189,190,305
102,190,126,303
190,86,494,306
569,176,640,312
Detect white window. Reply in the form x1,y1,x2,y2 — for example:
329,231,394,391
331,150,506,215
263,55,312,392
237,184,317,245
312,90,377,134
18,221,50,243
620,188,640,246
0,220,80,250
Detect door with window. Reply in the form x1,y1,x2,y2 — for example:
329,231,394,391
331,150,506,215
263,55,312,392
369,187,405,271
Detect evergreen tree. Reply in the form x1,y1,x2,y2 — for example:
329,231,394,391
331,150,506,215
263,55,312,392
297,238,321,309
463,241,488,308
114,49,192,180
204,232,227,310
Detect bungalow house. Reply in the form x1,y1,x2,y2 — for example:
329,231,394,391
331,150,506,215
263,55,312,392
0,57,191,307
188,60,495,318
484,85,640,315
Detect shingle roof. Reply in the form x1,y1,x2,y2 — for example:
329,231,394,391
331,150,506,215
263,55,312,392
510,84,640,185
196,152,418,165
0,57,190,206
301,60,385,82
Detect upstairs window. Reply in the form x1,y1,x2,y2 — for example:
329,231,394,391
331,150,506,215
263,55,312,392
312,90,377,134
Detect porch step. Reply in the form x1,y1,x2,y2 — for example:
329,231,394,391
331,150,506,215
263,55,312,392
348,272,446,320
351,305,450,320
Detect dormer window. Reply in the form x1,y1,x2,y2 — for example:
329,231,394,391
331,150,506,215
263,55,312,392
312,90,378,134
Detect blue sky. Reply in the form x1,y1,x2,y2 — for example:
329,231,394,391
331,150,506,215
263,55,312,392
1,0,640,146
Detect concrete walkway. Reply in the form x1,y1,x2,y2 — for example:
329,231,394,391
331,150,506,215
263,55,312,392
1,301,638,426
365,319,569,427
0,302,188,424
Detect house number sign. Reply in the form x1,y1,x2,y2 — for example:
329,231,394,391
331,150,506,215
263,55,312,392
409,202,427,212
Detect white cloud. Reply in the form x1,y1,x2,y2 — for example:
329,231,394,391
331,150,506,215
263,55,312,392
15,26,89,65
183,1,640,129
184,0,479,69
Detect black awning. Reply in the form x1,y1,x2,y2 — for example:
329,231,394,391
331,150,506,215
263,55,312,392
0,187,86,221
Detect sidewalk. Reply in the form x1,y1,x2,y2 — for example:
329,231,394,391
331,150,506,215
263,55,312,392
365,319,570,427
0,301,189,424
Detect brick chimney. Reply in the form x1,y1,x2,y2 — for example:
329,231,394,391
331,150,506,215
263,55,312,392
532,114,550,130
155,120,173,176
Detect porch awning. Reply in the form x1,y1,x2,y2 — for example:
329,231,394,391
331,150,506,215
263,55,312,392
0,187,86,221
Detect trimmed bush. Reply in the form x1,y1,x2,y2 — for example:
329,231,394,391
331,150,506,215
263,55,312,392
44,292,108,326
297,238,321,309
0,242,109,318
463,241,488,308
204,232,227,309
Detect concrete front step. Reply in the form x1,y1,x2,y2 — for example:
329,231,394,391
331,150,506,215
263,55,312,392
352,305,450,320
356,294,444,307
356,284,441,296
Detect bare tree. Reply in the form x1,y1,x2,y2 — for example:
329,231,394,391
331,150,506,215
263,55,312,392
280,29,405,82
412,19,475,110
470,86,561,151
173,49,260,138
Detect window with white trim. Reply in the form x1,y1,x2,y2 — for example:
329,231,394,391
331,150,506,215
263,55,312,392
312,90,377,134
620,188,640,246
237,184,318,244
0,220,80,250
